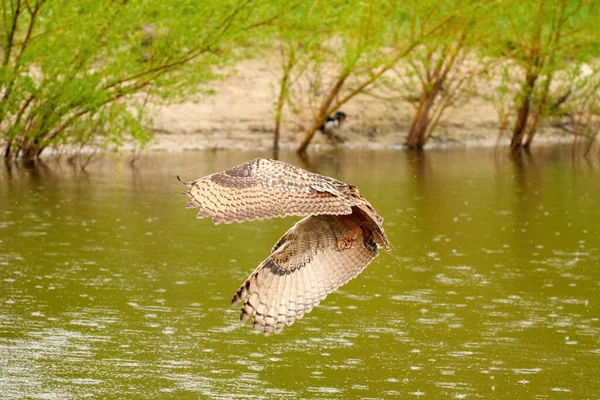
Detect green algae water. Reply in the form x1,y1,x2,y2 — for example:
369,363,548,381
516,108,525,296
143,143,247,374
1,147,599,399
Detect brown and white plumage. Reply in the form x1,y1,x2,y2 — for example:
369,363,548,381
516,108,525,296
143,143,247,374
179,158,390,335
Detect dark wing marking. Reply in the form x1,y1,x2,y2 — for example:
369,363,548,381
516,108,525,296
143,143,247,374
231,215,378,335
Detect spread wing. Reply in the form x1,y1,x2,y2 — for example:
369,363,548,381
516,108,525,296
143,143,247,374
231,214,378,335
178,159,357,224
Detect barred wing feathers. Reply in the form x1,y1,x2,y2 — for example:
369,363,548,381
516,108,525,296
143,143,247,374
231,215,378,335
178,158,391,335
179,159,356,224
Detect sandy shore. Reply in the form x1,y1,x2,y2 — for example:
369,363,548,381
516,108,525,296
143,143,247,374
146,60,573,153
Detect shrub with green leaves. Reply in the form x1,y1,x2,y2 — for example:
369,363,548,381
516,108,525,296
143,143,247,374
0,0,272,162
485,0,599,151
272,0,451,154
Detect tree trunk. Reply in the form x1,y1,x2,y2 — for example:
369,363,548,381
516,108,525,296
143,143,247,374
297,117,325,156
297,74,349,155
523,111,541,149
406,98,432,149
273,106,282,154
273,74,288,153
510,72,538,151
584,129,598,156
406,79,442,149
16,135,44,164
4,141,13,160
274,44,296,154
21,146,40,164
273,120,281,156
510,95,530,150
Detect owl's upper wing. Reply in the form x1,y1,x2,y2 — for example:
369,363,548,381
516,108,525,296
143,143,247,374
179,159,356,224
231,215,378,335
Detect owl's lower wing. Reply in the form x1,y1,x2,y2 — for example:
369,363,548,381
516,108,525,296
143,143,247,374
179,159,355,224
231,215,378,335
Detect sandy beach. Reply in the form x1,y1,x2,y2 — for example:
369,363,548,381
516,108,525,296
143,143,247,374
146,60,572,153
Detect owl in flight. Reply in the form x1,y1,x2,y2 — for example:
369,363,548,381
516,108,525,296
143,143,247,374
179,158,390,335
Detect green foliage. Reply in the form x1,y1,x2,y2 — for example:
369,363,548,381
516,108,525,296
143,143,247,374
0,0,274,161
267,0,452,153
1,0,598,159
482,0,600,149
389,0,500,148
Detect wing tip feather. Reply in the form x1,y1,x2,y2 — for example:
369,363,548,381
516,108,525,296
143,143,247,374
176,175,192,187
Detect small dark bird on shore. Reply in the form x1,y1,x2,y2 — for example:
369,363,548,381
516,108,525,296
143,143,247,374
318,111,348,143
178,158,390,335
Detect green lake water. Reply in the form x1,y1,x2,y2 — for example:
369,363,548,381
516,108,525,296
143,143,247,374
0,147,599,399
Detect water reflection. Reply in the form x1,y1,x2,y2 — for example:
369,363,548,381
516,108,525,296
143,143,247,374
1,147,599,399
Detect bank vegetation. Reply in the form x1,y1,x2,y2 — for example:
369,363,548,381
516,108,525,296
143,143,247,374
1,0,598,163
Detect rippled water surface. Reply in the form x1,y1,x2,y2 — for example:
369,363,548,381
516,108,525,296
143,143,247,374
1,148,599,399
